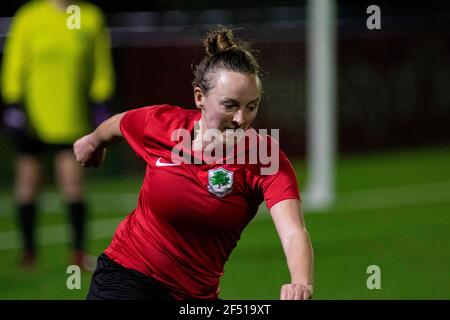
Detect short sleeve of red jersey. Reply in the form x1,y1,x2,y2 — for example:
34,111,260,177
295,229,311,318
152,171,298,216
255,150,301,209
119,106,154,160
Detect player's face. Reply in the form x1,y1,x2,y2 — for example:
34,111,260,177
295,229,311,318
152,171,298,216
195,70,262,133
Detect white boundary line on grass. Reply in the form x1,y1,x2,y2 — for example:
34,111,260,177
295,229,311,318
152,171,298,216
0,180,450,250
0,217,122,251
307,180,450,212
0,192,138,216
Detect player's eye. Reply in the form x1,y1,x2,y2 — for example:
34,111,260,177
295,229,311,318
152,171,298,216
223,104,237,110
247,104,258,111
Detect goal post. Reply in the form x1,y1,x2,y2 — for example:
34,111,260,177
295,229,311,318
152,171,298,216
304,0,337,211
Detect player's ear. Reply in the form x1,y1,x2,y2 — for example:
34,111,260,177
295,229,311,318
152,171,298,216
194,87,206,110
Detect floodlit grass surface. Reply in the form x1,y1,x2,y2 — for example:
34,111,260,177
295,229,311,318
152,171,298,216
0,146,449,299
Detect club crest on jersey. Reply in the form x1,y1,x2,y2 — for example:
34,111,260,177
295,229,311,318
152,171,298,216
207,168,233,198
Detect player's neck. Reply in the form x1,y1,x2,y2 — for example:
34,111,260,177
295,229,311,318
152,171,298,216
192,117,207,152
193,114,227,152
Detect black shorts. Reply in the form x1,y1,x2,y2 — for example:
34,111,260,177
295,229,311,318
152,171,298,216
87,253,175,300
14,133,73,156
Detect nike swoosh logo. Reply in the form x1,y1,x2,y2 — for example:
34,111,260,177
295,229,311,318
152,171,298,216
155,157,180,167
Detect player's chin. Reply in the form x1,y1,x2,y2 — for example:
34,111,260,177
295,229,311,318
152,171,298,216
223,128,246,137
222,135,244,146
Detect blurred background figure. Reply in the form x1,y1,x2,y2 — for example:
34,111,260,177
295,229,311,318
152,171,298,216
1,0,114,269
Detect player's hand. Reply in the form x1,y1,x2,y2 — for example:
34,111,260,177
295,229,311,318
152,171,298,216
280,283,313,300
73,133,106,168
2,103,27,136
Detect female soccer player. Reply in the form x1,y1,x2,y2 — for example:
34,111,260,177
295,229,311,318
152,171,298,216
74,26,314,300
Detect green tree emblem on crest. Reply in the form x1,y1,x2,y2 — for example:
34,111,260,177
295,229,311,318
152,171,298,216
211,170,230,187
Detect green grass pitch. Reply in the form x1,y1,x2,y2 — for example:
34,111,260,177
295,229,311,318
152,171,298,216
0,146,448,299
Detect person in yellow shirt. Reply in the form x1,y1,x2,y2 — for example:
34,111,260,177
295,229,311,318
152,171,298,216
1,0,114,269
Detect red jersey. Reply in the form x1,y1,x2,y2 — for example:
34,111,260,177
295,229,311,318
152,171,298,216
104,105,300,299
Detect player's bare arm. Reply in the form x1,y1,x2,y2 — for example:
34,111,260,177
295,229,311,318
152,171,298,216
73,112,125,167
270,199,314,300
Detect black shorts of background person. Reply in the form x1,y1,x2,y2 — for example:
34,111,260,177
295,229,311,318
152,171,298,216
13,132,73,156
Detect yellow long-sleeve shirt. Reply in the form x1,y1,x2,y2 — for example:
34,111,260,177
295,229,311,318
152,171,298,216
1,0,114,143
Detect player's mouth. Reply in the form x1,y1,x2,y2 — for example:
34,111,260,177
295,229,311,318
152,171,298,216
223,125,243,131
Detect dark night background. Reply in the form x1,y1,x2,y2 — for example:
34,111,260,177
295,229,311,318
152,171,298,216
0,1,449,177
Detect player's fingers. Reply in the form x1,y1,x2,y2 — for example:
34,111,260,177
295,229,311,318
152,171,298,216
286,285,295,300
282,284,312,300
280,285,286,300
294,285,302,300
302,286,313,300
73,142,88,164
280,285,289,300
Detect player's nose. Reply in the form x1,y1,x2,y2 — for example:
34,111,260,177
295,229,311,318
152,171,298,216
231,109,244,128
